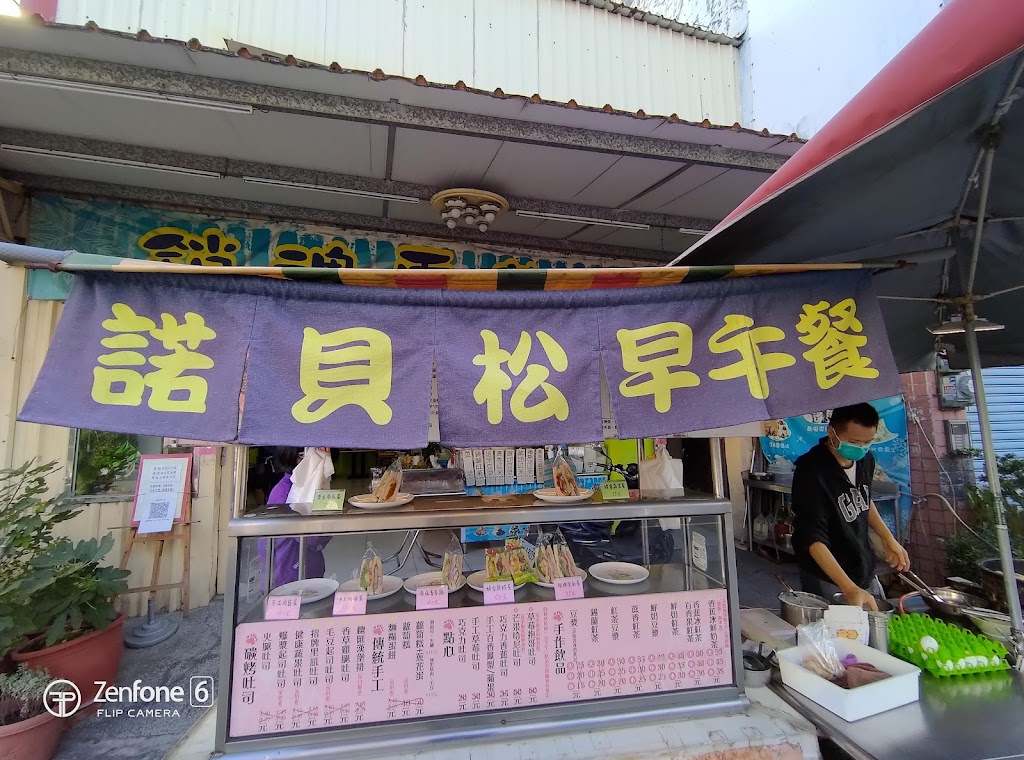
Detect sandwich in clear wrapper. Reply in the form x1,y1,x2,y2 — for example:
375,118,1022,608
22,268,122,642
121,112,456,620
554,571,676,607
440,534,464,589
505,538,536,585
357,542,384,595
551,452,580,496
485,548,511,581
553,529,579,578
372,459,403,502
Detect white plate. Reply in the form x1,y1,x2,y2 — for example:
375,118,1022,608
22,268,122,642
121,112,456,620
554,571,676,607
269,578,340,604
588,562,650,585
531,567,588,589
338,575,403,601
532,488,594,504
466,570,527,592
403,572,467,594
348,492,415,510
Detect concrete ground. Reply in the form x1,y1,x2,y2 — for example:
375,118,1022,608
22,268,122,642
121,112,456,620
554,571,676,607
53,597,223,760
53,548,804,760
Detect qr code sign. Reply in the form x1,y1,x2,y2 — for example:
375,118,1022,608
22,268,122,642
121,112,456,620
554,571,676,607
150,500,171,519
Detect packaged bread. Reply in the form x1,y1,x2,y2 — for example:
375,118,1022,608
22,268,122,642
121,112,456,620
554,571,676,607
534,536,558,584
440,534,464,588
372,459,403,502
551,453,580,496
357,542,384,595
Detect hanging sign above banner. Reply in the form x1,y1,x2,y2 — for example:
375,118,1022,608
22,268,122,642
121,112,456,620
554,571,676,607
19,271,900,447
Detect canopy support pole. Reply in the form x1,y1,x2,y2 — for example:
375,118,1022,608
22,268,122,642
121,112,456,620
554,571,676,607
960,138,1023,667
964,317,1024,668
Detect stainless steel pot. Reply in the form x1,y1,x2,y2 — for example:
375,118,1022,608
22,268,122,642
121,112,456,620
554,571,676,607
775,574,830,627
778,590,830,627
830,592,894,613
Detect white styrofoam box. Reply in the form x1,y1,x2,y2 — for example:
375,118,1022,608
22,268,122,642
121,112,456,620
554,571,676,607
777,639,920,721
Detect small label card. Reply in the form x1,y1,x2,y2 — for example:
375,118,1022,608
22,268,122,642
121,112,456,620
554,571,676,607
416,585,449,610
483,580,515,605
554,576,585,600
691,531,708,572
332,590,367,616
265,595,302,620
312,489,347,512
600,480,630,501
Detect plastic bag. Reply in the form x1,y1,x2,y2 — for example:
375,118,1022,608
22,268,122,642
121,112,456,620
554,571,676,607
440,534,464,588
638,446,683,491
797,619,846,680
505,539,536,585
485,548,511,581
357,542,384,595
372,459,403,502
551,452,580,496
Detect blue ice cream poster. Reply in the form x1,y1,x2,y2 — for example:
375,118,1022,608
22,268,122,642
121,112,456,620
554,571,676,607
758,395,911,535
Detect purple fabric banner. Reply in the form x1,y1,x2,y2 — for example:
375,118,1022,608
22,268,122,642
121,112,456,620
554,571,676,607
240,297,434,449
601,272,899,439
435,307,603,446
20,277,254,441
19,271,900,448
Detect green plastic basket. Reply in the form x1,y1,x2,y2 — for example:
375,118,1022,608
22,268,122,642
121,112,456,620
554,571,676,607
888,613,1010,677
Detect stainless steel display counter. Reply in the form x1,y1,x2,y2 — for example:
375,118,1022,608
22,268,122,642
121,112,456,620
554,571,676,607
215,490,747,759
771,671,1024,760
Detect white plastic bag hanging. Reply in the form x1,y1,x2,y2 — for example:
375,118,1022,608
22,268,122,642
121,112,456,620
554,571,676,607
638,446,683,490
286,447,335,505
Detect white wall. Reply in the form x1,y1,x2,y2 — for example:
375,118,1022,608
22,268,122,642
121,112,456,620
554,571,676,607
739,0,945,137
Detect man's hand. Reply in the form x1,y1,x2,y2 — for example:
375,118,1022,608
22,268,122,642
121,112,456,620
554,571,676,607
883,539,911,572
840,586,879,611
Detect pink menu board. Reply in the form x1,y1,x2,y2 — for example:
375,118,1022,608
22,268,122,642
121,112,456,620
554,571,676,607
229,589,730,738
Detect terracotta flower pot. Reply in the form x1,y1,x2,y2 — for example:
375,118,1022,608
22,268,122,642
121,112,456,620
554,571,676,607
0,709,65,760
12,614,125,713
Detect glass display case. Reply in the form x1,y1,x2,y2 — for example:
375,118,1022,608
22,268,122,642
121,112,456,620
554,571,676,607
215,490,745,759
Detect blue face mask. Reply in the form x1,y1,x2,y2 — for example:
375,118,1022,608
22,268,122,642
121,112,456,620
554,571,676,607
830,429,871,461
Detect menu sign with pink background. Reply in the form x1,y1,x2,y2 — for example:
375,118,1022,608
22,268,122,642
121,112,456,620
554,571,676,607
229,589,730,738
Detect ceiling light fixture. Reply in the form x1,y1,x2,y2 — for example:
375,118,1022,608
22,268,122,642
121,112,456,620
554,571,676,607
678,227,710,236
0,72,254,114
241,176,420,203
518,210,649,230
0,144,223,178
926,314,1005,335
431,188,509,232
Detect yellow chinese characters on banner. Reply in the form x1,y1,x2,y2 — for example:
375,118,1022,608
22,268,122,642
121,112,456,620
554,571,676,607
797,299,880,389
293,327,394,424
616,323,699,413
91,303,216,412
473,330,570,424
708,315,796,401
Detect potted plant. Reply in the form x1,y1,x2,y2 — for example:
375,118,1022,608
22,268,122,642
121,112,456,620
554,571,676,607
0,461,130,705
0,665,66,760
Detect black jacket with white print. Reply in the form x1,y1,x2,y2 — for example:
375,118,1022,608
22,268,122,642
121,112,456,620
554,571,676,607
792,438,876,590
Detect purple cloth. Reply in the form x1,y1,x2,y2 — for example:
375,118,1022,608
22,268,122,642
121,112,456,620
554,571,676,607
258,474,331,588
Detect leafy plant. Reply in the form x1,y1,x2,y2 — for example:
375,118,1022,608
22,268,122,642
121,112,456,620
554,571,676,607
0,665,53,726
943,455,1024,582
74,431,139,496
23,535,130,649
0,461,129,657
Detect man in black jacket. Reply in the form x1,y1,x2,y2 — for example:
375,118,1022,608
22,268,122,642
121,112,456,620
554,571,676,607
792,403,910,611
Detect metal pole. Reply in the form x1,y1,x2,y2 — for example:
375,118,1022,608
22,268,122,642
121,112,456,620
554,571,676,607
966,148,995,295
964,317,1024,667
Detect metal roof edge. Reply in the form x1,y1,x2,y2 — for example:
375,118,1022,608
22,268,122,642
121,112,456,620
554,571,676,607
5,15,785,141
570,0,742,46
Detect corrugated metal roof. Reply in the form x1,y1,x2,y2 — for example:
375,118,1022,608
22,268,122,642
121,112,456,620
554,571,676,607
571,0,741,45
13,12,794,140
970,367,1024,480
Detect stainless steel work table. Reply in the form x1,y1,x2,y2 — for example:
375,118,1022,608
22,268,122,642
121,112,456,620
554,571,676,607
770,671,1024,760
